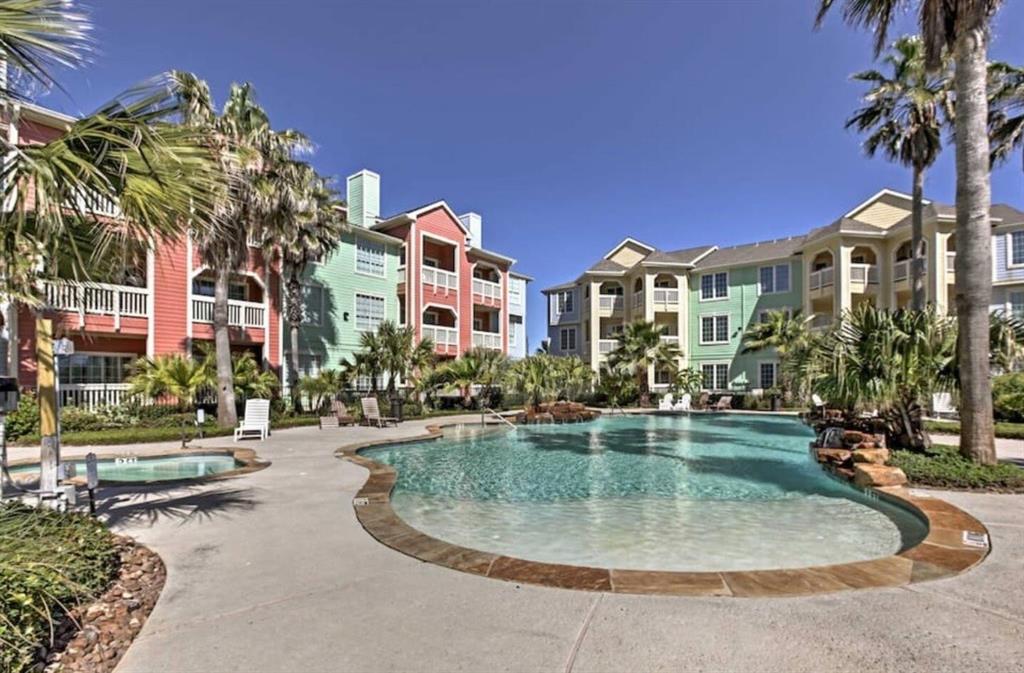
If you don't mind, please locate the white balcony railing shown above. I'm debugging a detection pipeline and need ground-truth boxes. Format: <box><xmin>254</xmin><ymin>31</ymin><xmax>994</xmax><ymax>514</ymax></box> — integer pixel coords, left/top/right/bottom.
<box><xmin>472</xmin><ymin>331</ymin><xmax>502</xmax><ymax>350</ymax></box>
<box><xmin>191</xmin><ymin>297</ymin><xmax>266</xmax><ymax>329</ymax></box>
<box><xmin>472</xmin><ymin>278</ymin><xmax>501</xmax><ymax>303</ymax></box>
<box><xmin>422</xmin><ymin>267</ymin><xmax>458</xmax><ymax>292</ymax></box>
<box><xmin>660</xmin><ymin>335</ymin><xmax>680</xmax><ymax>346</ymax></box>
<box><xmin>45</xmin><ymin>281</ymin><xmax>147</xmax><ymax>330</ymax></box>
<box><xmin>946</xmin><ymin>252</ymin><xmax>956</xmax><ymax>274</ymax></box>
<box><xmin>810</xmin><ymin>314</ymin><xmax>833</xmax><ymax>331</ymax></box>
<box><xmin>423</xmin><ymin>325</ymin><xmax>458</xmax><ymax>349</ymax></box>
<box><xmin>64</xmin><ymin>189</ymin><xmax>120</xmax><ymax>219</ymax></box>
<box><xmin>598</xmin><ymin>295</ymin><xmax>624</xmax><ymax>313</ymax></box>
<box><xmin>808</xmin><ymin>267</ymin><xmax>834</xmax><ymax>291</ymax></box>
<box><xmin>893</xmin><ymin>258</ymin><xmax>927</xmax><ymax>282</ymax></box>
<box><xmin>632</xmin><ymin>291</ymin><xmax>643</xmax><ymax>309</ymax></box>
<box><xmin>598</xmin><ymin>339</ymin><xmax>617</xmax><ymax>355</ymax></box>
<box><xmin>849</xmin><ymin>263</ymin><xmax>880</xmax><ymax>285</ymax></box>
<box><xmin>60</xmin><ymin>383</ymin><xmax>132</xmax><ymax>409</ymax></box>
<box><xmin>652</xmin><ymin>288</ymin><xmax>679</xmax><ymax>305</ymax></box>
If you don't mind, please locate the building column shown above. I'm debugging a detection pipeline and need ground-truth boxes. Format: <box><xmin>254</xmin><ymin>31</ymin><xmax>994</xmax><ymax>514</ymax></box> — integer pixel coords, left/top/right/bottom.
<box><xmin>929</xmin><ymin>230</ymin><xmax>946</xmax><ymax>312</ymax></box>
<box><xmin>677</xmin><ymin>273</ymin><xmax>689</xmax><ymax>369</ymax></box>
<box><xmin>589</xmin><ymin>281</ymin><xmax>601</xmax><ymax>376</ymax></box>
<box><xmin>834</xmin><ymin>243</ymin><xmax>853</xmax><ymax>316</ymax></box>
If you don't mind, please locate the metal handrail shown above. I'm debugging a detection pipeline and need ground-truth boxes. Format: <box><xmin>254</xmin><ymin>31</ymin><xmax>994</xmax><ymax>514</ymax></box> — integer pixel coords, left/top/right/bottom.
<box><xmin>482</xmin><ymin>407</ymin><xmax>517</xmax><ymax>430</ymax></box>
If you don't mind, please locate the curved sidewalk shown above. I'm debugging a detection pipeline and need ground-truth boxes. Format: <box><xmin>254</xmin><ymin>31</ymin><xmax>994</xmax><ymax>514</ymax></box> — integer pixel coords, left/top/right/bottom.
<box><xmin>89</xmin><ymin>419</ymin><xmax>1024</xmax><ymax>673</ymax></box>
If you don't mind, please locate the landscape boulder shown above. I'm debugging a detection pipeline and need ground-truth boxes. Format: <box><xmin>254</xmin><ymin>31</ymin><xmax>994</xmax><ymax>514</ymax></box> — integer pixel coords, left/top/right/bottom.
<box><xmin>852</xmin><ymin>463</ymin><xmax>907</xmax><ymax>488</ymax></box>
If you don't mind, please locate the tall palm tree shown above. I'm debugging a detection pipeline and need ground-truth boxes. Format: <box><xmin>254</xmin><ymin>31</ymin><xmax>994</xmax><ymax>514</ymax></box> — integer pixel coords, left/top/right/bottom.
<box><xmin>441</xmin><ymin>353</ymin><xmax>482</xmax><ymax>408</ymax></box>
<box><xmin>989</xmin><ymin>61</ymin><xmax>1024</xmax><ymax>186</ymax></box>
<box><xmin>554</xmin><ymin>356</ymin><xmax>593</xmax><ymax>401</ymax></box>
<box><xmin>606</xmin><ymin>320</ymin><xmax>681</xmax><ymax>407</ymax></box>
<box><xmin>507</xmin><ymin>355</ymin><xmax>558</xmax><ymax>412</ymax></box>
<box><xmin>265</xmin><ymin>162</ymin><xmax>345</xmax><ymax>411</ymax></box>
<box><xmin>376</xmin><ymin>320</ymin><xmax>435</xmax><ymax>398</ymax></box>
<box><xmin>742</xmin><ymin>309</ymin><xmax>815</xmax><ymax>397</ymax></box>
<box><xmin>816</xmin><ymin>0</ymin><xmax>1006</xmax><ymax>465</ymax></box>
<box><xmin>847</xmin><ymin>35</ymin><xmax>952</xmax><ymax>310</ymax></box>
<box><xmin>347</xmin><ymin>330</ymin><xmax>386</xmax><ymax>394</ymax></box>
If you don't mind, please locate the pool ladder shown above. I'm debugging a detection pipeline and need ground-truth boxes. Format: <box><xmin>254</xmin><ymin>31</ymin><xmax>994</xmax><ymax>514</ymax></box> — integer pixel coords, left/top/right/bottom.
<box><xmin>482</xmin><ymin>407</ymin><xmax>517</xmax><ymax>430</ymax></box>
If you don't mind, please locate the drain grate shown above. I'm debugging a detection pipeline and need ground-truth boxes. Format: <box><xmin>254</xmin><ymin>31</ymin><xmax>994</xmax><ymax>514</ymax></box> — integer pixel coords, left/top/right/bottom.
<box><xmin>962</xmin><ymin>531</ymin><xmax>989</xmax><ymax>548</ymax></box>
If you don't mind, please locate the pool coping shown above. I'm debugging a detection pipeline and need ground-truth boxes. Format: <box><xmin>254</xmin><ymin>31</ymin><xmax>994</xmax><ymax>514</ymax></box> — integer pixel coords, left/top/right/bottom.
<box><xmin>336</xmin><ymin>420</ymin><xmax>992</xmax><ymax>598</ymax></box>
<box><xmin>6</xmin><ymin>447</ymin><xmax>269</xmax><ymax>487</ymax></box>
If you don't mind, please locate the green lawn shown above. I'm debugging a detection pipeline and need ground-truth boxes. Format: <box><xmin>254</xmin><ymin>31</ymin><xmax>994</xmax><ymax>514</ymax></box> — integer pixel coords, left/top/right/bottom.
<box><xmin>924</xmin><ymin>419</ymin><xmax>1024</xmax><ymax>440</ymax></box>
<box><xmin>890</xmin><ymin>444</ymin><xmax>1024</xmax><ymax>492</ymax></box>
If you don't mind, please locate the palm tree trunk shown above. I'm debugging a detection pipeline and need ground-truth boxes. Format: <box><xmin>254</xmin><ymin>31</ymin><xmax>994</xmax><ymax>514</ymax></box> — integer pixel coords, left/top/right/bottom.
<box><xmin>910</xmin><ymin>163</ymin><xmax>926</xmax><ymax>311</ymax></box>
<box><xmin>953</xmin><ymin>27</ymin><xmax>996</xmax><ymax>465</ymax></box>
<box><xmin>285</xmin><ymin>273</ymin><xmax>303</xmax><ymax>414</ymax></box>
<box><xmin>213</xmin><ymin>266</ymin><xmax>238</xmax><ymax>428</ymax></box>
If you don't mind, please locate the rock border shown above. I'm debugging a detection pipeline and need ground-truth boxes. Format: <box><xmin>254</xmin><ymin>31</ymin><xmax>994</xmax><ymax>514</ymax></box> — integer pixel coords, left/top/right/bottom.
<box><xmin>337</xmin><ymin>420</ymin><xmax>992</xmax><ymax>597</ymax></box>
<box><xmin>33</xmin><ymin>536</ymin><xmax>166</xmax><ymax>673</ymax></box>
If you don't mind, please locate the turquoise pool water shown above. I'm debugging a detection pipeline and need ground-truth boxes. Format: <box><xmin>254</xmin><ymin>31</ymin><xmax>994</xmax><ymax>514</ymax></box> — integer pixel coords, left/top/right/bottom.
<box><xmin>363</xmin><ymin>414</ymin><xmax>929</xmax><ymax>572</ymax></box>
<box><xmin>8</xmin><ymin>454</ymin><xmax>239</xmax><ymax>482</ymax></box>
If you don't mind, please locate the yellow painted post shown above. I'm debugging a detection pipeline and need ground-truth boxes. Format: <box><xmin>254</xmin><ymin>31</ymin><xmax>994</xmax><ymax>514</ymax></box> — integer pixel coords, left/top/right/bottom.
<box><xmin>37</xmin><ymin>317</ymin><xmax>60</xmax><ymax>493</ymax></box>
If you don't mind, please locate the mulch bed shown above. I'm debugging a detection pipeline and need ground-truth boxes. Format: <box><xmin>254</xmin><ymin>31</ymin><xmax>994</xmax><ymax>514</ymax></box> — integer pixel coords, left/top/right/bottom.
<box><xmin>32</xmin><ymin>536</ymin><xmax>166</xmax><ymax>673</ymax></box>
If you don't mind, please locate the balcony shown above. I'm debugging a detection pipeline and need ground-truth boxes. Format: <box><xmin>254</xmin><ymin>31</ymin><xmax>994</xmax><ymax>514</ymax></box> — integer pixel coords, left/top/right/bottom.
<box><xmin>946</xmin><ymin>252</ymin><xmax>956</xmax><ymax>275</ymax></box>
<box><xmin>597</xmin><ymin>294</ymin><xmax>624</xmax><ymax>316</ymax></box>
<box><xmin>808</xmin><ymin>267</ymin><xmax>834</xmax><ymax>292</ymax></box>
<box><xmin>472</xmin><ymin>331</ymin><xmax>502</xmax><ymax>350</ymax></box>
<box><xmin>422</xmin><ymin>267</ymin><xmax>458</xmax><ymax>293</ymax></box>
<box><xmin>422</xmin><ymin>325</ymin><xmax>458</xmax><ymax>354</ymax></box>
<box><xmin>60</xmin><ymin>383</ymin><xmax>132</xmax><ymax>409</ymax></box>
<box><xmin>849</xmin><ymin>263</ymin><xmax>880</xmax><ymax>286</ymax></box>
<box><xmin>652</xmin><ymin>288</ymin><xmax>680</xmax><ymax>309</ymax></box>
<box><xmin>191</xmin><ymin>297</ymin><xmax>266</xmax><ymax>329</ymax></box>
<box><xmin>810</xmin><ymin>313</ymin><xmax>833</xmax><ymax>331</ymax></box>
<box><xmin>660</xmin><ymin>335</ymin><xmax>680</xmax><ymax>346</ymax></box>
<box><xmin>893</xmin><ymin>258</ymin><xmax>927</xmax><ymax>283</ymax></box>
<box><xmin>45</xmin><ymin>281</ymin><xmax>148</xmax><ymax>330</ymax></box>
<box><xmin>598</xmin><ymin>339</ymin><xmax>617</xmax><ymax>355</ymax></box>
<box><xmin>632</xmin><ymin>291</ymin><xmax>643</xmax><ymax>310</ymax></box>
<box><xmin>472</xmin><ymin>278</ymin><xmax>502</xmax><ymax>306</ymax></box>
<box><xmin>64</xmin><ymin>189</ymin><xmax>120</xmax><ymax>219</ymax></box>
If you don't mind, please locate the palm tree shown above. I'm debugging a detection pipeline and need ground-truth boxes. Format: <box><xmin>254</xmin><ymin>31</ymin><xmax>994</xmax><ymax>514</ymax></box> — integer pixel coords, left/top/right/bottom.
<box><xmin>232</xmin><ymin>351</ymin><xmax>279</xmax><ymax>400</ymax></box>
<box><xmin>507</xmin><ymin>355</ymin><xmax>558</xmax><ymax>412</ymax></box>
<box><xmin>606</xmin><ymin>320</ymin><xmax>681</xmax><ymax>407</ymax></box>
<box><xmin>376</xmin><ymin>321</ymin><xmax>435</xmax><ymax>398</ymax></box>
<box><xmin>441</xmin><ymin>352</ymin><xmax>483</xmax><ymax>408</ymax></box>
<box><xmin>127</xmin><ymin>354</ymin><xmax>214</xmax><ymax>447</ymax></box>
<box><xmin>265</xmin><ymin>162</ymin><xmax>346</xmax><ymax>411</ymax></box>
<box><xmin>741</xmin><ymin>309</ymin><xmax>814</xmax><ymax>397</ymax></box>
<box><xmin>988</xmin><ymin>310</ymin><xmax>1024</xmax><ymax>374</ymax></box>
<box><xmin>554</xmin><ymin>356</ymin><xmax>593</xmax><ymax>401</ymax></box>
<box><xmin>846</xmin><ymin>35</ymin><xmax>952</xmax><ymax>310</ymax></box>
<box><xmin>471</xmin><ymin>347</ymin><xmax>508</xmax><ymax>408</ymax></box>
<box><xmin>989</xmin><ymin>61</ymin><xmax>1024</xmax><ymax>186</ymax></box>
<box><xmin>816</xmin><ymin>0</ymin><xmax>1006</xmax><ymax>465</ymax></box>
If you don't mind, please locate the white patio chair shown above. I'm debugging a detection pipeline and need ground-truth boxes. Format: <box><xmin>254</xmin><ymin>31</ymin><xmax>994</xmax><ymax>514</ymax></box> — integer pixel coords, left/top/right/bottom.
<box><xmin>811</xmin><ymin>394</ymin><xmax>825</xmax><ymax>409</ymax></box>
<box><xmin>658</xmin><ymin>393</ymin><xmax>675</xmax><ymax>411</ymax></box>
<box><xmin>234</xmin><ymin>399</ymin><xmax>270</xmax><ymax>442</ymax></box>
<box><xmin>361</xmin><ymin>397</ymin><xmax>398</xmax><ymax>428</ymax></box>
<box><xmin>673</xmin><ymin>393</ymin><xmax>691</xmax><ymax>412</ymax></box>
<box><xmin>932</xmin><ymin>392</ymin><xmax>958</xmax><ymax>420</ymax></box>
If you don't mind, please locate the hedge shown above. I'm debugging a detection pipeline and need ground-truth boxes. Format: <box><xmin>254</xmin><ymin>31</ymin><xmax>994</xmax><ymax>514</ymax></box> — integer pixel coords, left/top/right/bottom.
<box><xmin>890</xmin><ymin>445</ymin><xmax>1024</xmax><ymax>492</ymax></box>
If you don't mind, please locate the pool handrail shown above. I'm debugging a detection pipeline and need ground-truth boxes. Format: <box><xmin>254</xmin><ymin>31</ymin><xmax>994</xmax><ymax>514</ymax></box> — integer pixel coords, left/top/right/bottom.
<box><xmin>482</xmin><ymin>407</ymin><xmax>517</xmax><ymax>430</ymax></box>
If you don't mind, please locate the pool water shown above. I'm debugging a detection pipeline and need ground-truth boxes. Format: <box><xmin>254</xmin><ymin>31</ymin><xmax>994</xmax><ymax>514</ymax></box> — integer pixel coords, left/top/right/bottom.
<box><xmin>363</xmin><ymin>414</ymin><xmax>928</xmax><ymax>572</ymax></box>
<box><xmin>9</xmin><ymin>454</ymin><xmax>239</xmax><ymax>482</ymax></box>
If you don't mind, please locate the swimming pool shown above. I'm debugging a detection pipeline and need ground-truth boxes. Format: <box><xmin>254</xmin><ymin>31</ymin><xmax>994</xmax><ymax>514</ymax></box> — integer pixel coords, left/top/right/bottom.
<box><xmin>8</xmin><ymin>453</ymin><xmax>241</xmax><ymax>483</ymax></box>
<box><xmin>362</xmin><ymin>414</ymin><xmax>929</xmax><ymax>572</ymax></box>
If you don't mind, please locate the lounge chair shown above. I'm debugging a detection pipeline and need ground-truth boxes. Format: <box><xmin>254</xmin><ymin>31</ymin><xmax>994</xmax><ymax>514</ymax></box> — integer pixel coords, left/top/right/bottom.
<box><xmin>234</xmin><ymin>399</ymin><xmax>270</xmax><ymax>441</ymax></box>
<box><xmin>320</xmin><ymin>400</ymin><xmax>356</xmax><ymax>429</ymax></box>
<box><xmin>932</xmin><ymin>392</ymin><xmax>958</xmax><ymax>420</ymax></box>
<box><xmin>361</xmin><ymin>397</ymin><xmax>398</xmax><ymax>428</ymax></box>
<box><xmin>673</xmin><ymin>393</ymin><xmax>691</xmax><ymax>412</ymax></box>
<box><xmin>658</xmin><ymin>393</ymin><xmax>675</xmax><ymax>411</ymax></box>
<box><xmin>695</xmin><ymin>392</ymin><xmax>710</xmax><ymax>410</ymax></box>
<box><xmin>713</xmin><ymin>395</ymin><xmax>732</xmax><ymax>411</ymax></box>
<box><xmin>812</xmin><ymin>394</ymin><xmax>825</xmax><ymax>409</ymax></box>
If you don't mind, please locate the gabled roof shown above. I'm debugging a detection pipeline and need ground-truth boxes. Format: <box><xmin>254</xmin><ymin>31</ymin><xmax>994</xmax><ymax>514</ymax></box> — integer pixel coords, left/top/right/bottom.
<box><xmin>467</xmin><ymin>246</ymin><xmax>516</xmax><ymax>265</ymax></box>
<box><xmin>843</xmin><ymin>188</ymin><xmax>924</xmax><ymax>219</ymax></box>
<box><xmin>541</xmin><ymin>280</ymin><xmax>578</xmax><ymax>293</ymax></box>
<box><xmin>991</xmin><ymin>203</ymin><xmax>1024</xmax><ymax>226</ymax></box>
<box><xmin>602</xmin><ymin>237</ymin><xmax>656</xmax><ymax>260</ymax></box>
<box><xmin>374</xmin><ymin>200</ymin><xmax>470</xmax><ymax>234</ymax></box>
<box><xmin>801</xmin><ymin>217</ymin><xmax>887</xmax><ymax>246</ymax></box>
<box><xmin>645</xmin><ymin>245</ymin><xmax>718</xmax><ymax>266</ymax></box>
<box><xmin>694</xmin><ymin>237</ymin><xmax>804</xmax><ymax>270</ymax></box>
<box><xmin>587</xmin><ymin>259</ymin><xmax>629</xmax><ymax>274</ymax></box>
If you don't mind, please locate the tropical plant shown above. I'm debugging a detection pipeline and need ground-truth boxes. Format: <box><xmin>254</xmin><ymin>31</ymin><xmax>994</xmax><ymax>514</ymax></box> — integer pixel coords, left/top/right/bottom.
<box><xmin>605</xmin><ymin>320</ymin><xmax>681</xmax><ymax>407</ymax></box>
<box><xmin>341</xmin><ymin>330</ymin><xmax>387</xmax><ymax>394</ymax></box>
<box><xmin>988</xmin><ymin>61</ymin><xmax>1024</xmax><ymax>181</ymax></box>
<box><xmin>376</xmin><ymin>321</ymin><xmax>436</xmax><ymax>398</ymax></box>
<box><xmin>410</xmin><ymin>364</ymin><xmax>448</xmax><ymax>410</ymax></box>
<box><xmin>989</xmin><ymin>310</ymin><xmax>1024</xmax><ymax>373</ymax></box>
<box><xmin>597</xmin><ymin>366</ymin><xmax>638</xmax><ymax>408</ymax></box>
<box><xmin>126</xmin><ymin>354</ymin><xmax>213</xmax><ymax>411</ymax></box>
<box><xmin>741</xmin><ymin>309</ymin><xmax>815</xmax><ymax>397</ymax></box>
<box><xmin>506</xmin><ymin>355</ymin><xmax>559</xmax><ymax>411</ymax></box>
<box><xmin>297</xmin><ymin>368</ymin><xmax>348</xmax><ymax>413</ymax></box>
<box><xmin>846</xmin><ymin>35</ymin><xmax>952</xmax><ymax>310</ymax></box>
<box><xmin>232</xmin><ymin>351</ymin><xmax>279</xmax><ymax>400</ymax></box>
<box><xmin>554</xmin><ymin>356</ymin><xmax>594</xmax><ymax>401</ymax></box>
<box><xmin>815</xmin><ymin>0</ymin><xmax>1006</xmax><ymax>465</ymax></box>
<box><xmin>441</xmin><ymin>351</ymin><xmax>483</xmax><ymax>408</ymax></box>
<box><xmin>672</xmin><ymin>367</ymin><xmax>705</xmax><ymax>396</ymax></box>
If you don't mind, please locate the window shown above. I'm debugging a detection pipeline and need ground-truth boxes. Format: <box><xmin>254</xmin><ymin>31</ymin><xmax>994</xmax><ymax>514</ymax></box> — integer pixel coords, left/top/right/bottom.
<box><xmin>192</xmin><ymin>278</ymin><xmax>246</xmax><ymax>301</ymax></box>
<box><xmin>759</xmin><ymin>362</ymin><xmax>778</xmax><ymax>389</ymax></box>
<box><xmin>759</xmin><ymin>264</ymin><xmax>790</xmax><ymax>294</ymax></box>
<box><xmin>654</xmin><ymin>368</ymin><xmax>672</xmax><ymax>385</ymax></box>
<box><xmin>701</xmin><ymin>363</ymin><xmax>730</xmax><ymax>390</ymax></box>
<box><xmin>509</xmin><ymin>315</ymin><xmax>522</xmax><ymax>347</ymax></box>
<box><xmin>1011</xmin><ymin>291</ymin><xmax>1024</xmax><ymax>319</ymax></box>
<box><xmin>700</xmin><ymin>272</ymin><xmax>728</xmax><ymax>300</ymax></box>
<box><xmin>700</xmin><ymin>315</ymin><xmax>729</xmax><ymax>344</ymax></box>
<box><xmin>301</xmin><ymin>285</ymin><xmax>324</xmax><ymax>326</ymax></box>
<box><xmin>423</xmin><ymin>257</ymin><xmax>439</xmax><ymax>268</ymax></box>
<box><xmin>355</xmin><ymin>237</ymin><xmax>386</xmax><ymax>277</ymax></box>
<box><xmin>58</xmin><ymin>353</ymin><xmax>134</xmax><ymax>385</ymax></box>
<box><xmin>509</xmin><ymin>281</ymin><xmax>523</xmax><ymax>304</ymax></box>
<box><xmin>1011</xmin><ymin>231</ymin><xmax>1024</xmax><ymax>266</ymax></box>
<box><xmin>355</xmin><ymin>294</ymin><xmax>385</xmax><ymax>332</ymax></box>
<box><xmin>559</xmin><ymin>327</ymin><xmax>577</xmax><ymax>352</ymax></box>
<box><xmin>557</xmin><ymin>290</ymin><xmax>574</xmax><ymax>313</ymax></box>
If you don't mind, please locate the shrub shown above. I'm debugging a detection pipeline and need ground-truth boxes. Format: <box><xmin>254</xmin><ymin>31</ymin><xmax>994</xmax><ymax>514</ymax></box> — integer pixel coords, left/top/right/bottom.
<box><xmin>0</xmin><ymin>503</ymin><xmax>119</xmax><ymax>672</ymax></box>
<box><xmin>4</xmin><ymin>392</ymin><xmax>40</xmax><ymax>441</ymax></box>
<box><xmin>992</xmin><ymin>373</ymin><xmax>1024</xmax><ymax>423</ymax></box>
<box><xmin>890</xmin><ymin>445</ymin><xmax>1024</xmax><ymax>491</ymax></box>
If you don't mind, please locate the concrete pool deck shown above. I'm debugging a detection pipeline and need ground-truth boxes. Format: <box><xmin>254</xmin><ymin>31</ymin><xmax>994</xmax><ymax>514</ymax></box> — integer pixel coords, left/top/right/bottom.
<box><xmin>17</xmin><ymin>418</ymin><xmax>1023</xmax><ymax>672</ymax></box>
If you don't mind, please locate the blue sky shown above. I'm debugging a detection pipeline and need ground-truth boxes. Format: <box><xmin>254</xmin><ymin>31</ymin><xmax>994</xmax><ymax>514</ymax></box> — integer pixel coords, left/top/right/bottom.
<box><xmin>45</xmin><ymin>1</ymin><xmax>1024</xmax><ymax>349</ymax></box>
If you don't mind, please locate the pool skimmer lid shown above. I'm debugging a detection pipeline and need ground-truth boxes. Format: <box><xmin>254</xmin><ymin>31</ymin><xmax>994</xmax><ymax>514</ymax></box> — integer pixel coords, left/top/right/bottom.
<box><xmin>962</xmin><ymin>531</ymin><xmax>989</xmax><ymax>548</ymax></box>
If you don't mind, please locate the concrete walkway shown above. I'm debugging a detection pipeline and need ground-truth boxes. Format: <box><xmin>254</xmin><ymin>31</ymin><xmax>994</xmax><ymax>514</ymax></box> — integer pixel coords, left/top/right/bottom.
<box><xmin>37</xmin><ymin>419</ymin><xmax>1021</xmax><ymax>673</ymax></box>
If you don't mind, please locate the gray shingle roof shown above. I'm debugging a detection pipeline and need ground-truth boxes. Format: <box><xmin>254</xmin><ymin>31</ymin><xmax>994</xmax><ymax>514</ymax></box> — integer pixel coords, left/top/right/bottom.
<box><xmin>586</xmin><ymin>259</ymin><xmax>628</xmax><ymax>273</ymax></box>
<box><xmin>645</xmin><ymin>245</ymin><xmax>717</xmax><ymax>265</ymax></box>
<box><xmin>802</xmin><ymin>217</ymin><xmax>886</xmax><ymax>245</ymax></box>
<box><xmin>694</xmin><ymin>237</ymin><xmax>804</xmax><ymax>269</ymax></box>
<box><xmin>992</xmin><ymin>203</ymin><xmax>1024</xmax><ymax>225</ymax></box>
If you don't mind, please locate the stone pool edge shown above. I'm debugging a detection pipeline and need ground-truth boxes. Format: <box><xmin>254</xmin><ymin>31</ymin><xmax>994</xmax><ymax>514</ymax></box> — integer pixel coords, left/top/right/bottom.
<box><xmin>336</xmin><ymin>422</ymin><xmax>991</xmax><ymax>598</ymax></box>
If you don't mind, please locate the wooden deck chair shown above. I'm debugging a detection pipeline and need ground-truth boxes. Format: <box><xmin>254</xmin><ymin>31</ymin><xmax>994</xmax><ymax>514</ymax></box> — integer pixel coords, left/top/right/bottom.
<box><xmin>714</xmin><ymin>395</ymin><xmax>733</xmax><ymax>411</ymax></box>
<box><xmin>234</xmin><ymin>399</ymin><xmax>271</xmax><ymax>441</ymax></box>
<box><xmin>361</xmin><ymin>397</ymin><xmax>398</xmax><ymax>428</ymax></box>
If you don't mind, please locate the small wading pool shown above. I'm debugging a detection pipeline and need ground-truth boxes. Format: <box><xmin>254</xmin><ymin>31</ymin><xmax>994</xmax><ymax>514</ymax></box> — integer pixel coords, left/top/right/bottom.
<box><xmin>8</xmin><ymin>453</ymin><xmax>241</xmax><ymax>483</ymax></box>
<box><xmin>362</xmin><ymin>414</ymin><xmax>929</xmax><ymax>572</ymax></box>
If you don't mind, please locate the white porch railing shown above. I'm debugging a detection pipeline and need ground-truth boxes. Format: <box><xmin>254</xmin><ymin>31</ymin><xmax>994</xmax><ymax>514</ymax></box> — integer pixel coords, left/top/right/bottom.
<box><xmin>652</xmin><ymin>288</ymin><xmax>679</xmax><ymax>305</ymax></box>
<box><xmin>946</xmin><ymin>252</ymin><xmax>956</xmax><ymax>274</ymax></box>
<box><xmin>60</xmin><ymin>383</ymin><xmax>132</xmax><ymax>408</ymax></box>
<box><xmin>809</xmin><ymin>267</ymin><xmax>834</xmax><ymax>291</ymax></box>
<box><xmin>423</xmin><ymin>325</ymin><xmax>458</xmax><ymax>349</ymax></box>
<box><xmin>598</xmin><ymin>295</ymin><xmax>623</xmax><ymax>312</ymax></box>
<box><xmin>849</xmin><ymin>264</ymin><xmax>880</xmax><ymax>285</ymax></box>
<box><xmin>660</xmin><ymin>335</ymin><xmax>680</xmax><ymax>346</ymax></box>
<box><xmin>598</xmin><ymin>339</ymin><xmax>617</xmax><ymax>355</ymax></box>
<box><xmin>472</xmin><ymin>278</ymin><xmax>501</xmax><ymax>302</ymax></box>
<box><xmin>64</xmin><ymin>189</ymin><xmax>120</xmax><ymax>218</ymax></box>
<box><xmin>472</xmin><ymin>331</ymin><xmax>502</xmax><ymax>350</ymax></box>
<box><xmin>422</xmin><ymin>267</ymin><xmax>458</xmax><ymax>292</ymax></box>
<box><xmin>44</xmin><ymin>281</ymin><xmax>148</xmax><ymax>330</ymax></box>
<box><xmin>191</xmin><ymin>297</ymin><xmax>266</xmax><ymax>329</ymax></box>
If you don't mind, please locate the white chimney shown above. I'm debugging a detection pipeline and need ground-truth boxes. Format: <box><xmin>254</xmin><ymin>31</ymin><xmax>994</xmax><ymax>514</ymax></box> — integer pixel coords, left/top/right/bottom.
<box><xmin>459</xmin><ymin>212</ymin><xmax>482</xmax><ymax>248</ymax></box>
<box><xmin>346</xmin><ymin>169</ymin><xmax>380</xmax><ymax>228</ymax></box>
